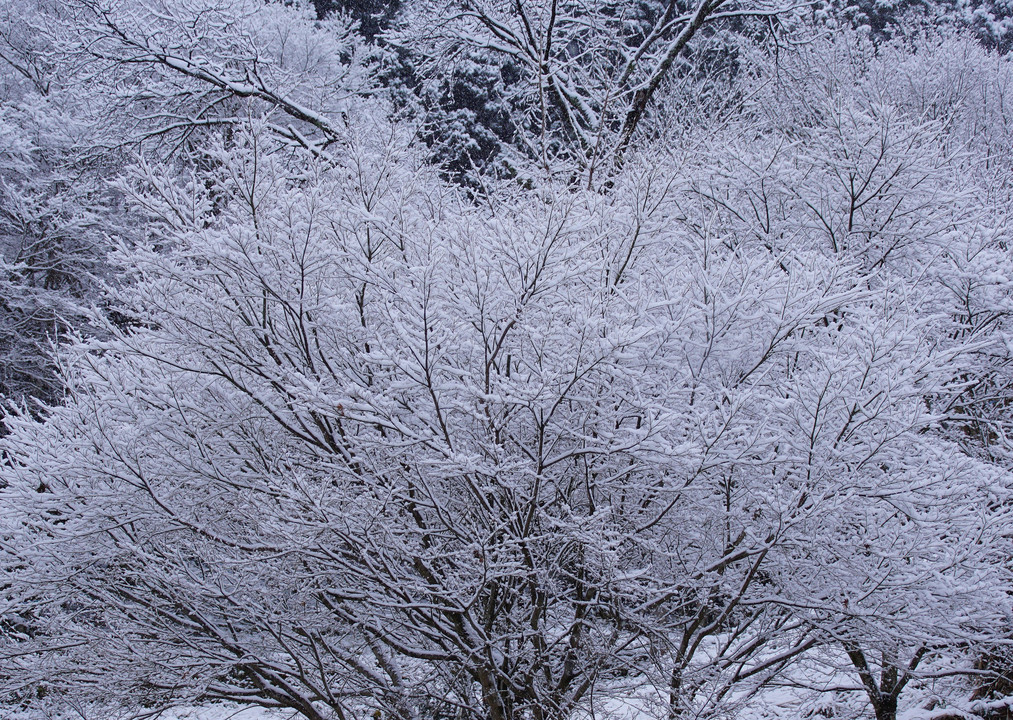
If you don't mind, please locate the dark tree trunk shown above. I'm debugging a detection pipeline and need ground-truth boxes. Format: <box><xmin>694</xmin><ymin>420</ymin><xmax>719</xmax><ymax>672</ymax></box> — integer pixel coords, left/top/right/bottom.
<box><xmin>871</xmin><ymin>693</ymin><xmax>898</xmax><ymax>720</ymax></box>
<box><xmin>844</xmin><ymin>643</ymin><xmax>926</xmax><ymax>720</ymax></box>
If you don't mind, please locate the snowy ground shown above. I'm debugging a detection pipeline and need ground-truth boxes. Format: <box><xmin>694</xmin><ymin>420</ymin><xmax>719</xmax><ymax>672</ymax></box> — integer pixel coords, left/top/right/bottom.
<box><xmin>1</xmin><ymin>704</ymin><xmax>292</xmax><ymax>720</ymax></box>
<box><xmin>0</xmin><ymin>668</ymin><xmax>984</xmax><ymax>720</ymax></box>
<box><xmin>153</xmin><ymin>707</ymin><xmax>290</xmax><ymax>720</ymax></box>
<box><xmin>0</xmin><ymin>695</ymin><xmax>987</xmax><ymax>720</ymax></box>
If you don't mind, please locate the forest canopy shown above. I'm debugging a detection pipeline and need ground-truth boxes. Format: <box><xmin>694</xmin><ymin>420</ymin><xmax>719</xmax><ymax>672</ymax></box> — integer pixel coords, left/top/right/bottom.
<box><xmin>3</xmin><ymin>2</ymin><xmax>1013</xmax><ymax>720</ymax></box>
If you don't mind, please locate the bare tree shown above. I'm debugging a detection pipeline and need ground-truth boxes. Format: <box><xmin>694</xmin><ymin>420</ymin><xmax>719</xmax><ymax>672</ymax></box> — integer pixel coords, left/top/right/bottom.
<box><xmin>392</xmin><ymin>0</ymin><xmax>798</xmax><ymax>185</ymax></box>
<box><xmin>3</xmin><ymin>8</ymin><xmax>1013</xmax><ymax>720</ymax></box>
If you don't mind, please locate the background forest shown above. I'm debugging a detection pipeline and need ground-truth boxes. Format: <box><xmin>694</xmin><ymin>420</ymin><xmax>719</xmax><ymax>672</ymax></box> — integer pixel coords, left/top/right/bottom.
<box><xmin>3</xmin><ymin>1</ymin><xmax>1013</xmax><ymax>719</ymax></box>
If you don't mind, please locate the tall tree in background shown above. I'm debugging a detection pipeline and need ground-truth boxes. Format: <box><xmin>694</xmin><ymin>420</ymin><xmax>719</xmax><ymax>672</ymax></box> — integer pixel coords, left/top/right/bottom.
<box><xmin>390</xmin><ymin>0</ymin><xmax>798</xmax><ymax>187</ymax></box>
<box><xmin>819</xmin><ymin>0</ymin><xmax>1013</xmax><ymax>51</ymax></box>
<box><xmin>0</xmin><ymin>0</ymin><xmax>370</xmax><ymax>411</ymax></box>
<box><xmin>0</xmin><ymin>1</ymin><xmax>124</xmax><ymax>409</ymax></box>
<box><xmin>314</xmin><ymin>0</ymin><xmax>401</xmax><ymax>40</ymax></box>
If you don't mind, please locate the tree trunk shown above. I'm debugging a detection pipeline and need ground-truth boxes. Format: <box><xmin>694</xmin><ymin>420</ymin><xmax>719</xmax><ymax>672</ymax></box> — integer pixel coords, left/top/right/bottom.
<box><xmin>871</xmin><ymin>693</ymin><xmax>898</xmax><ymax>720</ymax></box>
<box><xmin>669</xmin><ymin>665</ymin><xmax>684</xmax><ymax>719</ymax></box>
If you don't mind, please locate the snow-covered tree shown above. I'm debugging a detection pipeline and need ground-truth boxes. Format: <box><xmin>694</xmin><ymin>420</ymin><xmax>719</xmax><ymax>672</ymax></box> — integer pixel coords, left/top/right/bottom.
<box><xmin>388</xmin><ymin>0</ymin><xmax>803</xmax><ymax>186</ymax></box>
<box><xmin>0</xmin><ymin>0</ymin><xmax>372</xmax><ymax>409</ymax></box>
<box><xmin>3</xmin><ymin>7</ymin><xmax>1013</xmax><ymax>720</ymax></box>
<box><xmin>686</xmin><ymin>27</ymin><xmax>1013</xmax><ymax>719</ymax></box>
<box><xmin>818</xmin><ymin>0</ymin><xmax>1013</xmax><ymax>52</ymax></box>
